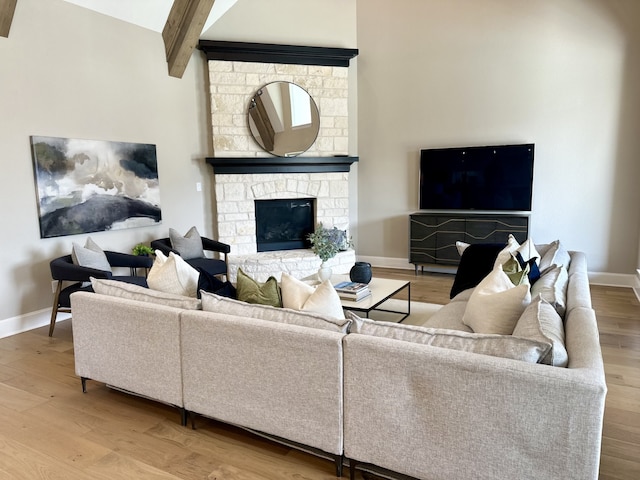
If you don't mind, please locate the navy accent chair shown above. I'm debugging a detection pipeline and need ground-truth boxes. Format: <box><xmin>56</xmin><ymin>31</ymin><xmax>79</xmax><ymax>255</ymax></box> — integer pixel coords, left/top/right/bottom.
<box><xmin>150</xmin><ymin>236</ymin><xmax>230</xmax><ymax>278</ymax></box>
<box><xmin>49</xmin><ymin>252</ymin><xmax>152</xmax><ymax>337</ymax></box>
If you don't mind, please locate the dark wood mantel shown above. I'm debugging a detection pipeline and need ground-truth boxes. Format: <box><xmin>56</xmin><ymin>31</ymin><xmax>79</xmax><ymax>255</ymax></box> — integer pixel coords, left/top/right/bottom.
<box><xmin>198</xmin><ymin>40</ymin><xmax>358</xmax><ymax>67</ymax></box>
<box><xmin>206</xmin><ymin>156</ymin><xmax>358</xmax><ymax>174</ymax></box>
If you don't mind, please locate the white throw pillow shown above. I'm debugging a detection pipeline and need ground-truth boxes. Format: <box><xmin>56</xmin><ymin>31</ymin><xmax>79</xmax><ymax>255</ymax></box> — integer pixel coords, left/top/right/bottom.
<box><xmin>456</xmin><ymin>241</ymin><xmax>470</xmax><ymax>256</ymax></box>
<box><xmin>493</xmin><ymin>234</ymin><xmax>520</xmax><ymax>269</ymax></box>
<box><xmin>300</xmin><ymin>280</ymin><xmax>345</xmax><ymax>319</ymax></box>
<box><xmin>147</xmin><ymin>250</ymin><xmax>199</xmax><ymax>297</ymax></box>
<box><xmin>280</xmin><ymin>272</ymin><xmax>316</xmax><ymax>310</ymax></box>
<box><xmin>280</xmin><ymin>273</ymin><xmax>345</xmax><ymax>319</ymax></box>
<box><xmin>515</xmin><ymin>238</ymin><xmax>540</xmax><ymax>265</ymax></box>
<box><xmin>463</xmin><ymin>264</ymin><xmax>531</xmax><ymax>335</ymax></box>
<box><xmin>72</xmin><ymin>237</ymin><xmax>112</xmax><ymax>272</ymax></box>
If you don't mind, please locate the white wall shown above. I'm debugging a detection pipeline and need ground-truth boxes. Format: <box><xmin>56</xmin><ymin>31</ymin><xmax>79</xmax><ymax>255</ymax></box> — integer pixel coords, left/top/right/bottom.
<box><xmin>0</xmin><ymin>0</ymin><xmax>358</xmax><ymax>334</ymax></box>
<box><xmin>0</xmin><ymin>0</ymin><xmax>211</xmax><ymax>328</ymax></box>
<box><xmin>356</xmin><ymin>0</ymin><xmax>640</xmax><ymax>275</ymax></box>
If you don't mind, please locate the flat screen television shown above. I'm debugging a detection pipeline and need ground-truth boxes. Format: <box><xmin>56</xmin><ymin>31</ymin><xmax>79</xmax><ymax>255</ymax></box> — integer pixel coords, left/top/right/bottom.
<box><xmin>419</xmin><ymin>143</ymin><xmax>534</xmax><ymax>212</ymax></box>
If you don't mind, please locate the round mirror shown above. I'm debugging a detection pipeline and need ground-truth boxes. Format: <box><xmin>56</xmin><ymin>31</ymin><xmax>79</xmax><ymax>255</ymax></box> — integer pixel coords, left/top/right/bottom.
<box><xmin>248</xmin><ymin>81</ymin><xmax>320</xmax><ymax>157</ymax></box>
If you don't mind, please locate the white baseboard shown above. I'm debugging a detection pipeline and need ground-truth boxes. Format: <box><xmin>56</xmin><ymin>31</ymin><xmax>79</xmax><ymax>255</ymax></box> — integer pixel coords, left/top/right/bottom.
<box><xmin>358</xmin><ymin>255</ymin><xmax>640</xmax><ymax>290</ymax></box>
<box><xmin>0</xmin><ymin>309</ymin><xmax>70</xmax><ymax>340</ymax></box>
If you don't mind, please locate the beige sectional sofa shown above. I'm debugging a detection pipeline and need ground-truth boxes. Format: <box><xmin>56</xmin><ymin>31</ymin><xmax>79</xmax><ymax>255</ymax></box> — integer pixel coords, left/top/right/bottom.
<box><xmin>70</xmin><ymin>244</ymin><xmax>606</xmax><ymax>480</ymax></box>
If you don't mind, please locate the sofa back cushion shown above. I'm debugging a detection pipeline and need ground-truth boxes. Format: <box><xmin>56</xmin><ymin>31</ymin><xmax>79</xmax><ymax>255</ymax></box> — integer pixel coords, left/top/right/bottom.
<box><xmin>90</xmin><ymin>277</ymin><xmax>201</xmax><ymax>310</ymax></box>
<box><xmin>347</xmin><ymin>312</ymin><xmax>550</xmax><ymax>363</ymax></box>
<box><xmin>512</xmin><ymin>295</ymin><xmax>568</xmax><ymax>367</ymax></box>
<box><xmin>530</xmin><ymin>264</ymin><xmax>569</xmax><ymax>317</ymax></box>
<box><xmin>201</xmin><ymin>291</ymin><xmax>351</xmax><ymax>333</ymax></box>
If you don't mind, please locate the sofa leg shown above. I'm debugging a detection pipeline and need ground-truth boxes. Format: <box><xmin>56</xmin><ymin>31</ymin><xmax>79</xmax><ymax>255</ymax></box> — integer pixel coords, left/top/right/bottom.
<box><xmin>349</xmin><ymin>459</ymin><xmax>357</xmax><ymax>480</ymax></box>
<box><xmin>180</xmin><ymin>408</ymin><xmax>188</xmax><ymax>427</ymax></box>
<box><xmin>81</xmin><ymin>377</ymin><xmax>87</xmax><ymax>393</ymax></box>
<box><xmin>335</xmin><ymin>455</ymin><xmax>344</xmax><ymax>477</ymax></box>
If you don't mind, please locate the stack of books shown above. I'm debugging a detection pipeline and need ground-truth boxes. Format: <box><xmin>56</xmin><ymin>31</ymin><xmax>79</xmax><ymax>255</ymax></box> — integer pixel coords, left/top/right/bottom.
<box><xmin>334</xmin><ymin>281</ymin><xmax>372</xmax><ymax>302</ymax></box>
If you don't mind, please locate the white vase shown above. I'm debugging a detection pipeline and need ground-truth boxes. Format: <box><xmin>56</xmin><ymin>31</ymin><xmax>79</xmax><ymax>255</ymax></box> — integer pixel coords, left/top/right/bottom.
<box><xmin>318</xmin><ymin>262</ymin><xmax>333</xmax><ymax>282</ymax></box>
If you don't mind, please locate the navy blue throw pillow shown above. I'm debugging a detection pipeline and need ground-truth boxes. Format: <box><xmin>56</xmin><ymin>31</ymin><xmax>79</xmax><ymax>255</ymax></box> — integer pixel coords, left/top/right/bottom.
<box><xmin>197</xmin><ymin>268</ymin><xmax>237</xmax><ymax>299</ymax></box>
<box><xmin>449</xmin><ymin>243</ymin><xmax>505</xmax><ymax>299</ymax></box>
<box><xmin>515</xmin><ymin>252</ymin><xmax>541</xmax><ymax>285</ymax></box>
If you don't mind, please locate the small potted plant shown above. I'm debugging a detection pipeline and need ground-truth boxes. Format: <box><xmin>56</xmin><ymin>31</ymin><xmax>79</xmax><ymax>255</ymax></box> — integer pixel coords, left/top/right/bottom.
<box><xmin>307</xmin><ymin>223</ymin><xmax>351</xmax><ymax>281</ymax></box>
<box><xmin>132</xmin><ymin>243</ymin><xmax>154</xmax><ymax>256</ymax></box>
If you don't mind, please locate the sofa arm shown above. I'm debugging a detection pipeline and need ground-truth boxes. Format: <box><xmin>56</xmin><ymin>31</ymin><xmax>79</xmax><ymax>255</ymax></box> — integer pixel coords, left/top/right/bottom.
<box><xmin>343</xmin><ymin>334</ymin><xmax>606</xmax><ymax>480</ymax></box>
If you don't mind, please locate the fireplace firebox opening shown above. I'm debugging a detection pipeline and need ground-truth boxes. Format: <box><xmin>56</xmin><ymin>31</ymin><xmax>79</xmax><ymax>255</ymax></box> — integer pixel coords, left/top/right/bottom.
<box><xmin>255</xmin><ymin>198</ymin><xmax>316</xmax><ymax>252</ymax></box>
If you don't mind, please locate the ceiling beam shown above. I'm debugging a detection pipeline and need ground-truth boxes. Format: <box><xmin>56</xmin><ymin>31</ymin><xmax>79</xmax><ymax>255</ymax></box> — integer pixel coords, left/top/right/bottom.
<box><xmin>0</xmin><ymin>0</ymin><xmax>17</xmax><ymax>38</ymax></box>
<box><xmin>163</xmin><ymin>0</ymin><xmax>215</xmax><ymax>78</ymax></box>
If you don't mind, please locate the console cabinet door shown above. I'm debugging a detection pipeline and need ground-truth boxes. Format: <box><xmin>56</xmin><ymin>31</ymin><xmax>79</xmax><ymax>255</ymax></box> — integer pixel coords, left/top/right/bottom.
<box><xmin>409</xmin><ymin>215</ymin><xmax>438</xmax><ymax>265</ymax></box>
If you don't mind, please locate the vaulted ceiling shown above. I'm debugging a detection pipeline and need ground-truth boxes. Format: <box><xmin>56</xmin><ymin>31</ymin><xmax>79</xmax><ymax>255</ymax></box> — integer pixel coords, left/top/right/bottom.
<box><xmin>60</xmin><ymin>0</ymin><xmax>236</xmax><ymax>35</ymax></box>
<box><xmin>1</xmin><ymin>0</ymin><xmax>238</xmax><ymax>77</ymax></box>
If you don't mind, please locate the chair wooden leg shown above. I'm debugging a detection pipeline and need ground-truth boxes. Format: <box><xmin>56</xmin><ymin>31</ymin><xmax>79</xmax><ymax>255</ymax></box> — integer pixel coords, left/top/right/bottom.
<box><xmin>49</xmin><ymin>280</ymin><xmax>63</xmax><ymax>337</ymax></box>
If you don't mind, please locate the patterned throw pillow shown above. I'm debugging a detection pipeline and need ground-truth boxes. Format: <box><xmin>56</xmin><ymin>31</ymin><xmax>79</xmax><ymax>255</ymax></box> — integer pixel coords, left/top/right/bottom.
<box><xmin>71</xmin><ymin>237</ymin><xmax>112</xmax><ymax>272</ymax></box>
<box><xmin>169</xmin><ymin>226</ymin><xmax>204</xmax><ymax>260</ymax></box>
<box><xmin>236</xmin><ymin>268</ymin><xmax>282</xmax><ymax>307</ymax></box>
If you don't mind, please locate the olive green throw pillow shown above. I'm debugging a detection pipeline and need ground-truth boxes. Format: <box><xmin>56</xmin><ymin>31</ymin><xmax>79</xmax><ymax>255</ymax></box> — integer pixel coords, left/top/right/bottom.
<box><xmin>236</xmin><ymin>268</ymin><xmax>282</xmax><ymax>307</ymax></box>
<box><xmin>502</xmin><ymin>255</ymin><xmax>530</xmax><ymax>286</ymax></box>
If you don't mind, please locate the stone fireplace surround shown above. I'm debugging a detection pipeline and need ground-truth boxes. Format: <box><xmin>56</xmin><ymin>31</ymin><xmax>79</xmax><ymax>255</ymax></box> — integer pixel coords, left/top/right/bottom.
<box><xmin>200</xmin><ymin>41</ymin><xmax>358</xmax><ymax>282</ymax></box>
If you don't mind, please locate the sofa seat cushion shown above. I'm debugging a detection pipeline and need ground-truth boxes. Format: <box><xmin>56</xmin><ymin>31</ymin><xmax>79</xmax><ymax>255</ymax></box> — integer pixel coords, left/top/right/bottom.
<box><xmin>90</xmin><ymin>277</ymin><xmax>201</xmax><ymax>310</ymax></box>
<box><xmin>346</xmin><ymin>312</ymin><xmax>550</xmax><ymax>363</ymax></box>
<box><xmin>513</xmin><ymin>295</ymin><xmax>568</xmax><ymax>367</ymax></box>
<box><xmin>201</xmin><ymin>291</ymin><xmax>351</xmax><ymax>333</ymax></box>
<box><xmin>420</xmin><ymin>300</ymin><xmax>472</xmax><ymax>332</ymax></box>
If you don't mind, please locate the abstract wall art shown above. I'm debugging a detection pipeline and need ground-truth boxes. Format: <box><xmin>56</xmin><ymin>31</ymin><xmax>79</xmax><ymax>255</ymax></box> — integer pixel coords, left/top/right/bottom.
<box><xmin>30</xmin><ymin>136</ymin><xmax>162</xmax><ymax>238</ymax></box>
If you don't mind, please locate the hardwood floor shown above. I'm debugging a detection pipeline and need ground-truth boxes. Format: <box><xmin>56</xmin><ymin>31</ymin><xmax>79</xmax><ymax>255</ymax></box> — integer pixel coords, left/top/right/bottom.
<box><xmin>0</xmin><ymin>268</ymin><xmax>638</xmax><ymax>479</ymax></box>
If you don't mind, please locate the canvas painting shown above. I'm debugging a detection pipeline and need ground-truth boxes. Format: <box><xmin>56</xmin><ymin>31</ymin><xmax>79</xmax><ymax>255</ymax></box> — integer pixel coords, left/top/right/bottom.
<box><xmin>30</xmin><ymin>136</ymin><xmax>162</xmax><ymax>238</ymax></box>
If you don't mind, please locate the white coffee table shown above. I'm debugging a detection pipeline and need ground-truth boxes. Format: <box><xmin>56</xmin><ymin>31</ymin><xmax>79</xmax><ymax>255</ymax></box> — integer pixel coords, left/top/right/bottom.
<box><xmin>332</xmin><ymin>275</ymin><xmax>411</xmax><ymax>322</ymax></box>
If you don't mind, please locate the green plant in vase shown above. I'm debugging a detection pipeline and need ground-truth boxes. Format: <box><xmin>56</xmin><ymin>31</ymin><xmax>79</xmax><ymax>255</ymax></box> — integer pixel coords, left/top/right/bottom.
<box><xmin>132</xmin><ymin>243</ymin><xmax>154</xmax><ymax>256</ymax></box>
<box><xmin>307</xmin><ymin>223</ymin><xmax>351</xmax><ymax>281</ymax></box>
